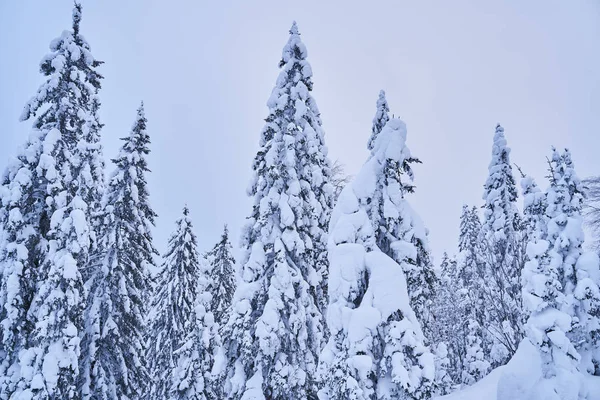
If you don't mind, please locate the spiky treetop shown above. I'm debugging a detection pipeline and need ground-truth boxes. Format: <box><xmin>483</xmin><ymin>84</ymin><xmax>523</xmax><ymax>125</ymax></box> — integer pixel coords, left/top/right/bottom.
<box><xmin>367</xmin><ymin>89</ymin><xmax>390</xmax><ymax>151</ymax></box>
<box><xmin>206</xmin><ymin>225</ymin><xmax>236</xmax><ymax>326</ymax></box>
<box><xmin>481</xmin><ymin>124</ymin><xmax>519</xmax><ymax>244</ymax></box>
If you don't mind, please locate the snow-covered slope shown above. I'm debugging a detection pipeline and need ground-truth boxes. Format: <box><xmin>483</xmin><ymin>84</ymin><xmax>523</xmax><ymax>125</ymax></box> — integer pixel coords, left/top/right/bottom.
<box><xmin>436</xmin><ymin>340</ymin><xmax>600</xmax><ymax>400</ymax></box>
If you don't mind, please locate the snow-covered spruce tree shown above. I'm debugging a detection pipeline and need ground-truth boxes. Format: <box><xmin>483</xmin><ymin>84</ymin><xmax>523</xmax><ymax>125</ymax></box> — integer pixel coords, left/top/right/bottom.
<box><xmin>156</xmin><ymin>207</ymin><xmax>222</xmax><ymax>400</ymax></box>
<box><xmin>364</xmin><ymin>111</ymin><xmax>436</xmax><ymax>340</ymax></box>
<box><xmin>147</xmin><ymin>206</ymin><xmax>202</xmax><ymax>399</ymax></box>
<box><xmin>367</xmin><ymin>90</ymin><xmax>390</xmax><ymax>151</ymax></box>
<box><xmin>433</xmin><ymin>342</ymin><xmax>453</xmax><ymax>396</ymax></box>
<box><xmin>318</xmin><ymin>118</ymin><xmax>434</xmax><ymax>400</ymax></box>
<box><xmin>445</xmin><ymin>204</ymin><xmax>490</xmax><ymax>386</ymax></box>
<box><xmin>286</xmin><ymin>23</ymin><xmax>335</xmax><ymax>319</ymax></box>
<box><xmin>583</xmin><ymin>175</ymin><xmax>600</xmax><ymax>251</ymax></box>
<box><xmin>431</xmin><ymin>253</ymin><xmax>463</xmax><ymax>388</ymax></box>
<box><xmin>478</xmin><ymin>124</ymin><xmax>523</xmax><ymax>365</ymax></box>
<box><xmin>552</xmin><ymin>150</ymin><xmax>600</xmax><ymax>376</ymax></box>
<box><xmin>171</xmin><ymin>288</ymin><xmax>223</xmax><ymax>400</ymax></box>
<box><xmin>456</xmin><ymin>205</ymin><xmax>484</xmax><ymax>288</ymax></box>
<box><xmin>0</xmin><ymin>4</ymin><xmax>106</xmax><ymax>398</ymax></box>
<box><xmin>461</xmin><ymin>320</ymin><xmax>489</xmax><ymax>386</ymax></box>
<box><xmin>520</xmin><ymin>148</ymin><xmax>600</xmax><ymax>397</ymax></box>
<box><xmin>205</xmin><ymin>225</ymin><xmax>236</xmax><ymax>327</ymax></box>
<box><xmin>220</xmin><ymin>22</ymin><xmax>333</xmax><ymax>400</ymax></box>
<box><xmin>80</xmin><ymin>104</ymin><xmax>158</xmax><ymax>399</ymax></box>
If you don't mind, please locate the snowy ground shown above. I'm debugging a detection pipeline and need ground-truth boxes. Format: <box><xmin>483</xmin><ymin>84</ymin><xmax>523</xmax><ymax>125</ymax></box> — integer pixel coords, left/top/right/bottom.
<box><xmin>435</xmin><ymin>340</ymin><xmax>600</xmax><ymax>400</ymax></box>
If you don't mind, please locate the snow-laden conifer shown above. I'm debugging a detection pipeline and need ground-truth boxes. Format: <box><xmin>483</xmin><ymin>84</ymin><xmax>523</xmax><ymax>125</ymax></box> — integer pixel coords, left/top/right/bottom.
<box><xmin>80</xmin><ymin>104</ymin><xmax>157</xmax><ymax>399</ymax></box>
<box><xmin>205</xmin><ymin>225</ymin><xmax>236</xmax><ymax>327</ymax></box>
<box><xmin>479</xmin><ymin>124</ymin><xmax>523</xmax><ymax>365</ymax></box>
<box><xmin>433</xmin><ymin>342</ymin><xmax>453</xmax><ymax>396</ymax></box>
<box><xmin>151</xmin><ymin>207</ymin><xmax>222</xmax><ymax>400</ymax></box>
<box><xmin>461</xmin><ymin>320</ymin><xmax>489</xmax><ymax>385</ymax></box>
<box><xmin>0</xmin><ymin>4</ymin><xmax>105</xmax><ymax>398</ymax></box>
<box><xmin>456</xmin><ymin>205</ymin><xmax>483</xmax><ymax>287</ymax></box>
<box><xmin>318</xmin><ymin>118</ymin><xmax>434</xmax><ymax>400</ymax></box>
<box><xmin>521</xmin><ymin>148</ymin><xmax>600</xmax><ymax>397</ymax></box>
<box><xmin>221</xmin><ymin>22</ymin><xmax>333</xmax><ymax>400</ymax></box>
<box><xmin>431</xmin><ymin>253</ymin><xmax>463</xmax><ymax>386</ymax></box>
<box><xmin>365</xmin><ymin>110</ymin><xmax>436</xmax><ymax>339</ymax></box>
<box><xmin>147</xmin><ymin>206</ymin><xmax>202</xmax><ymax>399</ymax></box>
<box><xmin>451</xmin><ymin>205</ymin><xmax>489</xmax><ymax>384</ymax></box>
<box><xmin>367</xmin><ymin>90</ymin><xmax>390</xmax><ymax>151</ymax></box>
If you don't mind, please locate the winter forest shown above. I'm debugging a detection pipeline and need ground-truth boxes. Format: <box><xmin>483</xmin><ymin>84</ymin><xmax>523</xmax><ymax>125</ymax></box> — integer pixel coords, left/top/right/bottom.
<box><xmin>0</xmin><ymin>2</ymin><xmax>599</xmax><ymax>400</ymax></box>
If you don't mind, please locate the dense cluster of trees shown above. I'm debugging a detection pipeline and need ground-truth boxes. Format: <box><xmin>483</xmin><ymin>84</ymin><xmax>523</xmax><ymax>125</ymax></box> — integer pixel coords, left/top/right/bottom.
<box><xmin>0</xmin><ymin>4</ymin><xmax>598</xmax><ymax>400</ymax></box>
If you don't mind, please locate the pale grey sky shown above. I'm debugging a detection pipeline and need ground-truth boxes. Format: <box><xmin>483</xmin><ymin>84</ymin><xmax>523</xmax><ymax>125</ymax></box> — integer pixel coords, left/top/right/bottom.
<box><xmin>1</xmin><ymin>0</ymin><xmax>598</xmax><ymax>260</ymax></box>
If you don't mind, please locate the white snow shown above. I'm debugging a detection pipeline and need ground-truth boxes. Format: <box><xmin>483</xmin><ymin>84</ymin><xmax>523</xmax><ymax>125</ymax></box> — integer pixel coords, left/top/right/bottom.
<box><xmin>436</xmin><ymin>340</ymin><xmax>600</xmax><ymax>400</ymax></box>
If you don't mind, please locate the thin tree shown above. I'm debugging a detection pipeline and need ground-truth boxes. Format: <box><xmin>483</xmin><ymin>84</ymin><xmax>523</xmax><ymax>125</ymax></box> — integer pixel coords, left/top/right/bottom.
<box><xmin>479</xmin><ymin>124</ymin><xmax>523</xmax><ymax>365</ymax></box>
<box><xmin>80</xmin><ymin>104</ymin><xmax>158</xmax><ymax>399</ymax></box>
<box><xmin>205</xmin><ymin>225</ymin><xmax>236</xmax><ymax>327</ymax></box>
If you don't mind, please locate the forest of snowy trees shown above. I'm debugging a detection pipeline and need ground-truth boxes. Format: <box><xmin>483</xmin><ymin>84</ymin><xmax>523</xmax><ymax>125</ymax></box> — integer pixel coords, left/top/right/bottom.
<box><xmin>0</xmin><ymin>4</ymin><xmax>599</xmax><ymax>400</ymax></box>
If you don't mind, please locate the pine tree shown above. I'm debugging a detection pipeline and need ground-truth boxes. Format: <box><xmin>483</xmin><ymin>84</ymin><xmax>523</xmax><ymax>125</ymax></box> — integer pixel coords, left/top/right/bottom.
<box><xmin>456</xmin><ymin>205</ymin><xmax>483</xmax><ymax>287</ymax></box>
<box><xmin>461</xmin><ymin>320</ymin><xmax>489</xmax><ymax>385</ymax></box>
<box><xmin>151</xmin><ymin>207</ymin><xmax>222</xmax><ymax>400</ymax></box>
<box><xmin>319</xmin><ymin>118</ymin><xmax>434</xmax><ymax>400</ymax></box>
<box><xmin>454</xmin><ymin>205</ymin><xmax>489</xmax><ymax>382</ymax></box>
<box><xmin>550</xmin><ymin>150</ymin><xmax>600</xmax><ymax>375</ymax></box>
<box><xmin>171</xmin><ymin>293</ymin><xmax>222</xmax><ymax>400</ymax></box>
<box><xmin>221</xmin><ymin>22</ymin><xmax>332</xmax><ymax>400</ymax></box>
<box><xmin>0</xmin><ymin>4</ymin><xmax>105</xmax><ymax>398</ymax></box>
<box><xmin>431</xmin><ymin>253</ymin><xmax>463</xmax><ymax>386</ymax></box>
<box><xmin>367</xmin><ymin>90</ymin><xmax>390</xmax><ymax>151</ymax></box>
<box><xmin>433</xmin><ymin>342</ymin><xmax>453</xmax><ymax>396</ymax></box>
<box><xmin>205</xmin><ymin>225</ymin><xmax>236</xmax><ymax>327</ymax></box>
<box><xmin>147</xmin><ymin>206</ymin><xmax>210</xmax><ymax>399</ymax></box>
<box><xmin>365</xmin><ymin>112</ymin><xmax>437</xmax><ymax>340</ymax></box>
<box><xmin>521</xmin><ymin>148</ymin><xmax>600</xmax><ymax>395</ymax></box>
<box><xmin>479</xmin><ymin>124</ymin><xmax>523</xmax><ymax>365</ymax></box>
<box><xmin>80</xmin><ymin>104</ymin><xmax>157</xmax><ymax>399</ymax></box>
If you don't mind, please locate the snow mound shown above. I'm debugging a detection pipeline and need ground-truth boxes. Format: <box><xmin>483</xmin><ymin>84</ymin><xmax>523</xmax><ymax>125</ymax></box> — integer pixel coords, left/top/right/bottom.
<box><xmin>436</xmin><ymin>340</ymin><xmax>600</xmax><ymax>400</ymax></box>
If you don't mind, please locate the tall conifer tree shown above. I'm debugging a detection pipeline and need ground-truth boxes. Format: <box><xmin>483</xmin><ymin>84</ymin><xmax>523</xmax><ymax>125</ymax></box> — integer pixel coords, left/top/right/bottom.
<box><xmin>319</xmin><ymin>118</ymin><xmax>434</xmax><ymax>400</ymax></box>
<box><xmin>522</xmin><ymin>148</ymin><xmax>600</xmax><ymax>395</ymax></box>
<box><xmin>148</xmin><ymin>206</ymin><xmax>220</xmax><ymax>400</ymax></box>
<box><xmin>0</xmin><ymin>4</ymin><xmax>105</xmax><ymax>398</ymax></box>
<box><xmin>479</xmin><ymin>124</ymin><xmax>523</xmax><ymax>365</ymax></box>
<box><xmin>205</xmin><ymin>225</ymin><xmax>237</xmax><ymax>327</ymax></box>
<box><xmin>80</xmin><ymin>104</ymin><xmax>157</xmax><ymax>399</ymax></box>
<box><xmin>365</xmin><ymin>109</ymin><xmax>436</xmax><ymax>339</ymax></box>
<box><xmin>221</xmin><ymin>22</ymin><xmax>333</xmax><ymax>400</ymax></box>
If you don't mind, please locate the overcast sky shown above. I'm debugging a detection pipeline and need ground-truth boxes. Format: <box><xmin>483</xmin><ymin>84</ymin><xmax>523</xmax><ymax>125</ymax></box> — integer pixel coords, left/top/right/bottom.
<box><xmin>1</xmin><ymin>0</ymin><xmax>598</xmax><ymax>261</ymax></box>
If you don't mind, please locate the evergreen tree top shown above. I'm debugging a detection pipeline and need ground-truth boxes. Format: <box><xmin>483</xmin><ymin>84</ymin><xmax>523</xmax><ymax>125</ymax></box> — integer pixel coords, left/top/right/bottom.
<box><xmin>105</xmin><ymin>103</ymin><xmax>157</xmax><ymax>248</ymax></box>
<box><xmin>277</xmin><ymin>21</ymin><xmax>311</xmax><ymax>86</ymax></box>
<box><xmin>113</xmin><ymin>103</ymin><xmax>151</xmax><ymax>179</ymax></box>
<box><xmin>72</xmin><ymin>1</ymin><xmax>82</xmax><ymax>35</ymax></box>
<box><xmin>547</xmin><ymin>147</ymin><xmax>584</xmax><ymax>217</ymax></box>
<box><xmin>166</xmin><ymin>206</ymin><xmax>197</xmax><ymax>252</ymax></box>
<box><xmin>289</xmin><ymin>20</ymin><xmax>299</xmax><ymax>36</ymax></box>
<box><xmin>482</xmin><ymin>123</ymin><xmax>519</xmax><ymax>241</ymax></box>
<box><xmin>368</xmin><ymin>89</ymin><xmax>390</xmax><ymax>151</ymax></box>
<box><xmin>20</xmin><ymin>1</ymin><xmax>102</xmax><ymax>128</ymax></box>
